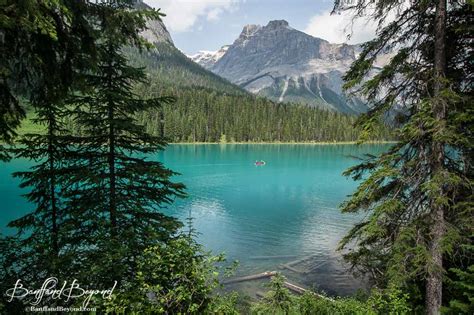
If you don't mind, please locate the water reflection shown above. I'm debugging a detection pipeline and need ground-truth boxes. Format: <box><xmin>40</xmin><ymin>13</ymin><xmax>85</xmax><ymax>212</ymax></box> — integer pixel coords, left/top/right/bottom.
<box><xmin>1</xmin><ymin>144</ymin><xmax>389</xmax><ymax>296</ymax></box>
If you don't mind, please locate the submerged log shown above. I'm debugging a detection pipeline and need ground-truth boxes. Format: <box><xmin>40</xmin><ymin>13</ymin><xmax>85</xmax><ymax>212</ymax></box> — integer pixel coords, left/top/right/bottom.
<box><xmin>222</xmin><ymin>271</ymin><xmax>278</xmax><ymax>284</ymax></box>
<box><xmin>285</xmin><ymin>255</ymin><xmax>316</xmax><ymax>267</ymax></box>
<box><xmin>281</xmin><ymin>263</ymin><xmax>305</xmax><ymax>274</ymax></box>
<box><xmin>304</xmin><ymin>260</ymin><xmax>329</xmax><ymax>274</ymax></box>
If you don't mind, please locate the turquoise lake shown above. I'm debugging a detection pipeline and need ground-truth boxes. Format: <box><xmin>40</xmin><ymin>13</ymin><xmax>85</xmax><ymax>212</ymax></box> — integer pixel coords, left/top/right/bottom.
<box><xmin>0</xmin><ymin>144</ymin><xmax>389</xmax><ymax>296</ymax></box>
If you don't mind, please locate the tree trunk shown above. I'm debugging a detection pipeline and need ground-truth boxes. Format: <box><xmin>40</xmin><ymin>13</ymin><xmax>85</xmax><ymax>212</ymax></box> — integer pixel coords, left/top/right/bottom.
<box><xmin>160</xmin><ymin>109</ymin><xmax>165</xmax><ymax>138</ymax></box>
<box><xmin>48</xmin><ymin>119</ymin><xmax>59</xmax><ymax>258</ymax></box>
<box><xmin>108</xmin><ymin>102</ymin><xmax>117</xmax><ymax>236</ymax></box>
<box><xmin>426</xmin><ymin>0</ymin><xmax>447</xmax><ymax>314</ymax></box>
<box><xmin>107</xmin><ymin>51</ymin><xmax>117</xmax><ymax>237</ymax></box>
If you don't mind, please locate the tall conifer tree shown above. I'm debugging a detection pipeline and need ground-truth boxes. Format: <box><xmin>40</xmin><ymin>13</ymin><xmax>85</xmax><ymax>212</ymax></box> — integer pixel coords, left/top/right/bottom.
<box><xmin>0</xmin><ymin>0</ymin><xmax>97</xmax><ymax>161</ymax></box>
<box><xmin>0</xmin><ymin>1</ymin><xmax>182</xmax><ymax>311</ymax></box>
<box><xmin>65</xmin><ymin>0</ymin><xmax>185</xmax><ymax>288</ymax></box>
<box><xmin>334</xmin><ymin>0</ymin><xmax>473</xmax><ymax>313</ymax></box>
<box><xmin>0</xmin><ymin>2</ymin><xmax>99</xmax><ymax>311</ymax></box>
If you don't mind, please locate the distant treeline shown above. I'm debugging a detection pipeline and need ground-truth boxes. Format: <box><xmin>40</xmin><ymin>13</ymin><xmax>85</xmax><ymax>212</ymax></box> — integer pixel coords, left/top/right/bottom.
<box><xmin>135</xmin><ymin>84</ymin><xmax>391</xmax><ymax>143</ymax></box>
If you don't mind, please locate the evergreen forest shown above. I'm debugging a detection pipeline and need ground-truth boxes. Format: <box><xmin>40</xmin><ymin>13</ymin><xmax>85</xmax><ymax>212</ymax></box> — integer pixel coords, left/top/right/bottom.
<box><xmin>0</xmin><ymin>0</ymin><xmax>471</xmax><ymax>314</ymax></box>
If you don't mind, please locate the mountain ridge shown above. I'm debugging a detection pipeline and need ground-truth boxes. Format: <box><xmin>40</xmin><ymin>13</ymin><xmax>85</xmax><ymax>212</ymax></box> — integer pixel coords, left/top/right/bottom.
<box><xmin>190</xmin><ymin>19</ymin><xmax>369</xmax><ymax>114</ymax></box>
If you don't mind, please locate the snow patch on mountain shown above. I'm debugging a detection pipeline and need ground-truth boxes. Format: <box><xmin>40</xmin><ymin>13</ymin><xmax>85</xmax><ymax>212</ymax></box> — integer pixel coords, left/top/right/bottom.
<box><xmin>187</xmin><ymin>46</ymin><xmax>229</xmax><ymax>69</ymax></box>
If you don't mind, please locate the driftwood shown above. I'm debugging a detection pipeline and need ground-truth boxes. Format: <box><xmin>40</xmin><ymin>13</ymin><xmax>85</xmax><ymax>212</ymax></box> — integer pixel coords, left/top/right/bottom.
<box><xmin>222</xmin><ymin>271</ymin><xmax>278</xmax><ymax>284</ymax></box>
<box><xmin>282</xmin><ymin>281</ymin><xmax>335</xmax><ymax>301</ymax></box>
<box><xmin>250</xmin><ymin>255</ymin><xmax>298</xmax><ymax>260</ymax></box>
<box><xmin>284</xmin><ymin>281</ymin><xmax>308</xmax><ymax>294</ymax></box>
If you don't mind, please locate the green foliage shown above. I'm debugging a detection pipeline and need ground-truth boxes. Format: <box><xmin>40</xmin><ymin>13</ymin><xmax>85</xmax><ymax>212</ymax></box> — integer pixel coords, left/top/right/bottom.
<box><xmin>219</xmin><ymin>133</ymin><xmax>228</xmax><ymax>144</ymax></box>
<box><xmin>297</xmin><ymin>292</ymin><xmax>373</xmax><ymax>315</ymax></box>
<box><xmin>0</xmin><ymin>2</ymin><xmax>187</xmax><ymax>313</ymax></box>
<box><xmin>0</xmin><ymin>1</ymin><xmax>107</xmax><ymax>308</ymax></box>
<box><xmin>209</xmin><ymin>293</ymin><xmax>242</xmax><ymax>315</ymax></box>
<box><xmin>62</xmin><ymin>0</ymin><xmax>185</xmax><ymax>290</ymax></box>
<box><xmin>136</xmin><ymin>85</ymin><xmax>390</xmax><ymax>143</ymax></box>
<box><xmin>444</xmin><ymin>265</ymin><xmax>474</xmax><ymax>314</ymax></box>
<box><xmin>367</xmin><ymin>285</ymin><xmax>412</xmax><ymax>315</ymax></box>
<box><xmin>250</xmin><ymin>276</ymin><xmax>411</xmax><ymax>315</ymax></box>
<box><xmin>129</xmin><ymin>43</ymin><xmax>392</xmax><ymax>143</ymax></box>
<box><xmin>335</xmin><ymin>0</ymin><xmax>473</xmax><ymax>312</ymax></box>
<box><xmin>252</xmin><ymin>274</ymin><xmax>294</xmax><ymax>314</ymax></box>
<box><xmin>0</xmin><ymin>0</ymin><xmax>99</xmax><ymax>161</ymax></box>
<box><xmin>443</xmin><ymin>239</ymin><xmax>474</xmax><ymax>314</ymax></box>
<box><xmin>97</xmin><ymin>236</ymin><xmax>239</xmax><ymax>314</ymax></box>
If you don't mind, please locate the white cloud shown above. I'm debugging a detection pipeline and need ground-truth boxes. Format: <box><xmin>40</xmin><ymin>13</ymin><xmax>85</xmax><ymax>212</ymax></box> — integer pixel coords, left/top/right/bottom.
<box><xmin>207</xmin><ymin>8</ymin><xmax>223</xmax><ymax>21</ymax></box>
<box><xmin>303</xmin><ymin>10</ymin><xmax>378</xmax><ymax>44</ymax></box>
<box><xmin>145</xmin><ymin>0</ymin><xmax>240</xmax><ymax>32</ymax></box>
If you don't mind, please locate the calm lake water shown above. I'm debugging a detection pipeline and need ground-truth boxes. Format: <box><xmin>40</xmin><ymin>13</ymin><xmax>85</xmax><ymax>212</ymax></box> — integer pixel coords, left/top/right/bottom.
<box><xmin>0</xmin><ymin>144</ymin><xmax>389</xmax><ymax>296</ymax></box>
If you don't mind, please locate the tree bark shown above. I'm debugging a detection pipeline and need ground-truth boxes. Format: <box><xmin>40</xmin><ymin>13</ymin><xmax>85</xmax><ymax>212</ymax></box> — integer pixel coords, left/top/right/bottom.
<box><xmin>107</xmin><ymin>51</ymin><xmax>117</xmax><ymax>237</ymax></box>
<box><xmin>108</xmin><ymin>102</ymin><xmax>117</xmax><ymax>236</ymax></box>
<box><xmin>426</xmin><ymin>0</ymin><xmax>447</xmax><ymax>314</ymax></box>
<box><xmin>48</xmin><ymin>119</ymin><xmax>59</xmax><ymax>258</ymax></box>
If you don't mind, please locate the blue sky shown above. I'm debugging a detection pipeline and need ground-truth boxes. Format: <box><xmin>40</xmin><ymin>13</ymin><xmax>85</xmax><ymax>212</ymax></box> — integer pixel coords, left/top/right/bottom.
<box><xmin>144</xmin><ymin>0</ymin><xmax>377</xmax><ymax>55</ymax></box>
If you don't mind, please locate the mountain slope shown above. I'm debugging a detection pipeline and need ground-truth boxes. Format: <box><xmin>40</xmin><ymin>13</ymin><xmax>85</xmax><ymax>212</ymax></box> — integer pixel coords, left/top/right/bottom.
<box><xmin>19</xmin><ymin>3</ymin><xmax>391</xmax><ymax>143</ymax></box>
<box><xmin>132</xmin><ymin>1</ymin><xmax>246</xmax><ymax>95</ymax></box>
<box><xmin>120</xmin><ymin>5</ymin><xmax>391</xmax><ymax>143</ymax></box>
<box><xmin>130</xmin><ymin>42</ymin><xmax>246</xmax><ymax>96</ymax></box>
<box><xmin>190</xmin><ymin>20</ymin><xmax>368</xmax><ymax>114</ymax></box>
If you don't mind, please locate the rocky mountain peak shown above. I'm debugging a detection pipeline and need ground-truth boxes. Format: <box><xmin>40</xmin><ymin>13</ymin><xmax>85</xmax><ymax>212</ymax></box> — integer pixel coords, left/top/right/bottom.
<box><xmin>266</xmin><ymin>20</ymin><xmax>289</xmax><ymax>29</ymax></box>
<box><xmin>133</xmin><ymin>1</ymin><xmax>174</xmax><ymax>46</ymax></box>
<box><xmin>140</xmin><ymin>19</ymin><xmax>174</xmax><ymax>45</ymax></box>
<box><xmin>190</xmin><ymin>19</ymin><xmax>378</xmax><ymax>114</ymax></box>
<box><xmin>187</xmin><ymin>45</ymin><xmax>230</xmax><ymax>69</ymax></box>
<box><xmin>236</xmin><ymin>24</ymin><xmax>262</xmax><ymax>45</ymax></box>
<box><xmin>242</xmin><ymin>24</ymin><xmax>261</xmax><ymax>34</ymax></box>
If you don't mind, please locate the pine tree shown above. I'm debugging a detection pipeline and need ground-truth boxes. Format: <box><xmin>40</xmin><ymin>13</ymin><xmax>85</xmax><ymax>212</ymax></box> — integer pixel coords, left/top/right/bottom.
<box><xmin>65</xmin><ymin>1</ymin><xmax>185</xmax><ymax>288</ymax></box>
<box><xmin>8</xmin><ymin>97</ymin><xmax>70</xmax><ymax>275</ymax></box>
<box><xmin>334</xmin><ymin>0</ymin><xmax>473</xmax><ymax>313</ymax></box>
<box><xmin>0</xmin><ymin>0</ymin><xmax>97</xmax><ymax>161</ymax></box>
<box><xmin>0</xmin><ymin>2</ymin><xmax>99</xmax><ymax>310</ymax></box>
<box><xmin>444</xmin><ymin>238</ymin><xmax>474</xmax><ymax>314</ymax></box>
<box><xmin>0</xmin><ymin>2</ymin><xmax>183</xmax><ymax>311</ymax></box>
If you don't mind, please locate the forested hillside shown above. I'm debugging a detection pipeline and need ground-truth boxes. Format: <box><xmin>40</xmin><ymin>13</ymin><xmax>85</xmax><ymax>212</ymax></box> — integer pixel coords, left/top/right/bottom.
<box><xmin>127</xmin><ymin>44</ymin><xmax>390</xmax><ymax>142</ymax></box>
<box><xmin>18</xmin><ymin>24</ymin><xmax>391</xmax><ymax>143</ymax></box>
<box><xmin>127</xmin><ymin>43</ymin><xmax>246</xmax><ymax>95</ymax></box>
<box><xmin>136</xmin><ymin>85</ymin><xmax>380</xmax><ymax>142</ymax></box>
<box><xmin>17</xmin><ymin>34</ymin><xmax>391</xmax><ymax>142</ymax></box>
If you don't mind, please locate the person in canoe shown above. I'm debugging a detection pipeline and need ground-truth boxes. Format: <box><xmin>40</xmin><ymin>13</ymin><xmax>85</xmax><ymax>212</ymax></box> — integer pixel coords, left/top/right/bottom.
<box><xmin>254</xmin><ymin>160</ymin><xmax>266</xmax><ymax>166</ymax></box>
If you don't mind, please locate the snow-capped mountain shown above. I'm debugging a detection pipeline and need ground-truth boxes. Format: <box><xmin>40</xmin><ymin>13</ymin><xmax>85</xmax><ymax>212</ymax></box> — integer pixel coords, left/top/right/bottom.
<box><xmin>187</xmin><ymin>46</ymin><xmax>229</xmax><ymax>69</ymax></box>
<box><xmin>190</xmin><ymin>20</ymin><xmax>368</xmax><ymax>113</ymax></box>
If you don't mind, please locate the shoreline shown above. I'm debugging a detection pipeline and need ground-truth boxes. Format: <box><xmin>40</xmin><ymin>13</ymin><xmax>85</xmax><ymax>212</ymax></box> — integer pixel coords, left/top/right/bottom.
<box><xmin>169</xmin><ymin>141</ymin><xmax>397</xmax><ymax>145</ymax></box>
<box><xmin>1</xmin><ymin>141</ymin><xmax>397</xmax><ymax>146</ymax></box>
